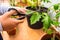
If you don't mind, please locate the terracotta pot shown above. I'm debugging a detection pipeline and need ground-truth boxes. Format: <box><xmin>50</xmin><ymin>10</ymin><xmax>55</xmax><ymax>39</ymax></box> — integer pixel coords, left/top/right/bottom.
<box><xmin>40</xmin><ymin>33</ymin><xmax>60</xmax><ymax>40</ymax></box>
<box><xmin>1</xmin><ymin>18</ymin><xmax>46</xmax><ymax>40</ymax></box>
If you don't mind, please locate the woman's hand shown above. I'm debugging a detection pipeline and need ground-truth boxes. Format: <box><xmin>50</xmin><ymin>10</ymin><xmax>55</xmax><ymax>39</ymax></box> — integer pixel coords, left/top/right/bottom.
<box><xmin>0</xmin><ymin>8</ymin><xmax>26</xmax><ymax>31</ymax></box>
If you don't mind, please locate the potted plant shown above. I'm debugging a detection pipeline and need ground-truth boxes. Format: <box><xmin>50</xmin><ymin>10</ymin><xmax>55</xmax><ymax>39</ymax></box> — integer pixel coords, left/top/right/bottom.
<box><xmin>25</xmin><ymin>0</ymin><xmax>60</xmax><ymax>40</ymax></box>
<box><xmin>8</xmin><ymin>0</ymin><xmax>60</xmax><ymax>40</ymax></box>
<box><xmin>26</xmin><ymin>0</ymin><xmax>48</xmax><ymax>29</ymax></box>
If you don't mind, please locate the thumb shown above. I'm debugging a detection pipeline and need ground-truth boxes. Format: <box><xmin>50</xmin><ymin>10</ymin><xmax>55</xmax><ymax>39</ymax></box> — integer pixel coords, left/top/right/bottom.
<box><xmin>2</xmin><ymin>10</ymin><xmax>17</xmax><ymax>18</ymax></box>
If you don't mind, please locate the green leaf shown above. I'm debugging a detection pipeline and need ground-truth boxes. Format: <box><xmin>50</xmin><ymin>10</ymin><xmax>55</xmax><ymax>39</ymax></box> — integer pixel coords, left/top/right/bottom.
<box><xmin>27</xmin><ymin>0</ymin><xmax>38</xmax><ymax>8</ymax></box>
<box><xmin>54</xmin><ymin>4</ymin><xmax>59</xmax><ymax>10</ymax></box>
<box><xmin>30</xmin><ymin>12</ymin><xmax>41</xmax><ymax>25</ymax></box>
<box><xmin>26</xmin><ymin>10</ymin><xmax>32</xmax><ymax>14</ymax></box>
<box><xmin>47</xmin><ymin>29</ymin><xmax>53</xmax><ymax>35</ymax></box>
<box><xmin>55</xmin><ymin>12</ymin><xmax>60</xmax><ymax>18</ymax></box>
<box><xmin>42</xmin><ymin>13</ymin><xmax>51</xmax><ymax>30</ymax></box>
<box><xmin>27</xmin><ymin>0</ymin><xmax>34</xmax><ymax>6</ymax></box>
<box><xmin>52</xmin><ymin>21</ymin><xmax>60</xmax><ymax>26</ymax></box>
<box><xmin>33</xmin><ymin>0</ymin><xmax>37</xmax><ymax>2</ymax></box>
<box><xmin>42</xmin><ymin>0</ymin><xmax>50</xmax><ymax>3</ymax></box>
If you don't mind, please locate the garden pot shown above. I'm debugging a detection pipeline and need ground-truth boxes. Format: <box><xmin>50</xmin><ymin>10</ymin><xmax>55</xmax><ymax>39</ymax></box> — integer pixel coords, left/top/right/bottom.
<box><xmin>26</xmin><ymin>6</ymin><xmax>48</xmax><ymax>29</ymax></box>
<box><xmin>40</xmin><ymin>33</ymin><xmax>60</xmax><ymax>40</ymax></box>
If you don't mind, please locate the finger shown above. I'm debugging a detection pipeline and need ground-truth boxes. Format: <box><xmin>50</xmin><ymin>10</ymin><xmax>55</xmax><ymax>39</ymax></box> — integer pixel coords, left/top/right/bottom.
<box><xmin>2</xmin><ymin>10</ymin><xmax>17</xmax><ymax>18</ymax></box>
<box><xmin>19</xmin><ymin>8</ymin><xmax>26</xmax><ymax>14</ymax></box>
<box><xmin>20</xmin><ymin>9</ymin><xmax>26</xmax><ymax>14</ymax></box>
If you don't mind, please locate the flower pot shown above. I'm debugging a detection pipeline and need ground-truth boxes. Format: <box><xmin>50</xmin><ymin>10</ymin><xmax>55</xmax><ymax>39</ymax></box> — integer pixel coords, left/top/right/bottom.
<box><xmin>40</xmin><ymin>33</ymin><xmax>60</xmax><ymax>40</ymax></box>
<box><xmin>26</xmin><ymin>6</ymin><xmax>48</xmax><ymax>29</ymax></box>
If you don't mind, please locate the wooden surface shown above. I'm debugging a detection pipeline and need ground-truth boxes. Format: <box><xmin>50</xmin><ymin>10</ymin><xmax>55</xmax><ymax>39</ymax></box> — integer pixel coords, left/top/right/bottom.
<box><xmin>1</xmin><ymin>18</ymin><xmax>46</xmax><ymax>40</ymax></box>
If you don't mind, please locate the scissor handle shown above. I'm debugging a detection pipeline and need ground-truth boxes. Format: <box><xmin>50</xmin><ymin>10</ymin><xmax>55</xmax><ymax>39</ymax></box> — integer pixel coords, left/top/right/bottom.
<box><xmin>8</xmin><ymin>8</ymin><xmax>26</xmax><ymax>20</ymax></box>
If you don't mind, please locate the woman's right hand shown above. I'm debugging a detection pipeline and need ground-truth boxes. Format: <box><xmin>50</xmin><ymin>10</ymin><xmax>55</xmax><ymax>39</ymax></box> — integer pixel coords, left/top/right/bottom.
<box><xmin>0</xmin><ymin>8</ymin><xmax>26</xmax><ymax>31</ymax></box>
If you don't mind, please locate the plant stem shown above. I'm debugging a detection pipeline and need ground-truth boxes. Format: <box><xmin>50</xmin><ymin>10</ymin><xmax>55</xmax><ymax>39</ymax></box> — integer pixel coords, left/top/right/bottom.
<box><xmin>52</xmin><ymin>31</ymin><xmax>55</xmax><ymax>40</ymax></box>
<box><xmin>56</xmin><ymin>32</ymin><xmax>60</xmax><ymax>40</ymax></box>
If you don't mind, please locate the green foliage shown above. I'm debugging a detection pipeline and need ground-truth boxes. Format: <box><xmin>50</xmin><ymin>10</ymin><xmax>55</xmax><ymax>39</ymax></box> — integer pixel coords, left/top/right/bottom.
<box><xmin>27</xmin><ymin>0</ymin><xmax>40</xmax><ymax>8</ymax></box>
<box><xmin>28</xmin><ymin>11</ymin><xmax>60</xmax><ymax>34</ymax></box>
<box><xmin>26</xmin><ymin>10</ymin><xmax>32</xmax><ymax>14</ymax></box>
<box><xmin>33</xmin><ymin>0</ymin><xmax>37</xmax><ymax>2</ymax></box>
<box><xmin>30</xmin><ymin>12</ymin><xmax>41</xmax><ymax>25</ymax></box>
<box><xmin>47</xmin><ymin>29</ymin><xmax>53</xmax><ymax>35</ymax></box>
<box><xmin>54</xmin><ymin>4</ymin><xmax>59</xmax><ymax>10</ymax></box>
<box><xmin>55</xmin><ymin>12</ymin><xmax>60</xmax><ymax>18</ymax></box>
<box><xmin>42</xmin><ymin>0</ymin><xmax>50</xmax><ymax>3</ymax></box>
<box><xmin>26</xmin><ymin>0</ymin><xmax>60</xmax><ymax>36</ymax></box>
<box><xmin>42</xmin><ymin>13</ymin><xmax>51</xmax><ymax>30</ymax></box>
<box><xmin>52</xmin><ymin>21</ymin><xmax>59</xmax><ymax>26</ymax></box>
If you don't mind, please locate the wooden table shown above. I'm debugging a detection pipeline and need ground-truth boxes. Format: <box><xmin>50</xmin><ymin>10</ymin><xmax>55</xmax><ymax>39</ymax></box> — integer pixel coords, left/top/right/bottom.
<box><xmin>1</xmin><ymin>18</ymin><xmax>46</xmax><ymax>40</ymax></box>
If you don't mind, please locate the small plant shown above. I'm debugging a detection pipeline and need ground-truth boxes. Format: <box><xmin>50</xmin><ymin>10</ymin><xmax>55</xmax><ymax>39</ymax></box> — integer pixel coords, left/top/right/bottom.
<box><xmin>26</xmin><ymin>0</ymin><xmax>60</xmax><ymax>40</ymax></box>
<box><xmin>10</xmin><ymin>0</ymin><xmax>60</xmax><ymax>40</ymax></box>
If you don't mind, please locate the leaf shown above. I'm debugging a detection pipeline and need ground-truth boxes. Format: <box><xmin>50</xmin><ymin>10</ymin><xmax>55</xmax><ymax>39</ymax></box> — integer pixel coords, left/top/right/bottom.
<box><xmin>54</xmin><ymin>4</ymin><xmax>59</xmax><ymax>10</ymax></box>
<box><xmin>42</xmin><ymin>0</ymin><xmax>50</xmax><ymax>3</ymax></box>
<box><xmin>55</xmin><ymin>12</ymin><xmax>60</xmax><ymax>18</ymax></box>
<box><xmin>27</xmin><ymin>0</ymin><xmax>38</xmax><ymax>8</ymax></box>
<box><xmin>30</xmin><ymin>12</ymin><xmax>41</xmax><ymax>25</ymax></box>
<box><xmin>47</xmin><ymin>29</ymin><xmax>53</xmax><ymax>35</ymax></box>
<box><xmin>42</xmin><ymin>13</ymin><xmax>51</xmax><ymax>30</ymax></box>
<box><xmin>33</xmin><ymin>0</ymin><xmax>37</xmax><ymax>2</ymax></box>
<box><xmin>52</xmin><ymin>21</ymin><xmax>60</xmax><ymax>26</ymax></box>
<box><xmin>26</xmin><ymin>10</ymin><xmax>32</xmax><ymax>14</ymax></box>
<box><xmin>27</xmin><ymin>0</ymin><xmax>34</xmax><ymax>6</ymax></box>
